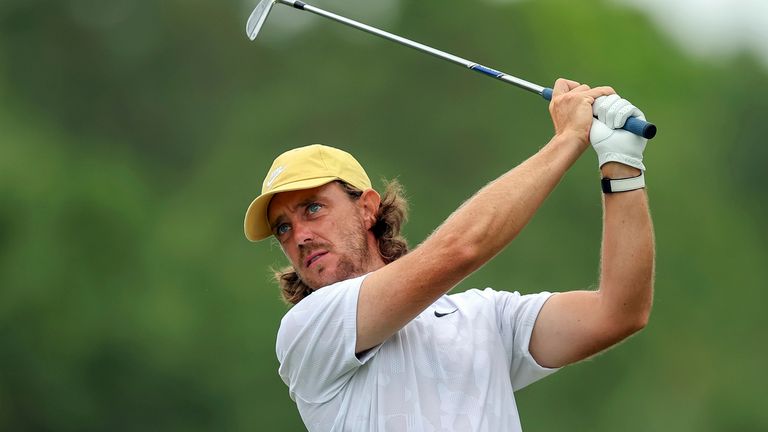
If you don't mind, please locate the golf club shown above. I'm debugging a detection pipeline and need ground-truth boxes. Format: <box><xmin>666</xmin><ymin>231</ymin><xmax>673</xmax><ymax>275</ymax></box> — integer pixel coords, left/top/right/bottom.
<box><xmin>246</xmin><ymin>0</ymin><xmax>657</xmax><ymax>139</ymax></box>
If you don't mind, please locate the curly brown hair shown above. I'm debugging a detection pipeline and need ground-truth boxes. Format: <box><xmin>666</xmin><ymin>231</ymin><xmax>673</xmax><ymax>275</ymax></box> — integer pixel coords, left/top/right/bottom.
<box><xmin>272</xmin><ymin>179</ymin><xmax>410</xmax><ymax>305</ymax></box>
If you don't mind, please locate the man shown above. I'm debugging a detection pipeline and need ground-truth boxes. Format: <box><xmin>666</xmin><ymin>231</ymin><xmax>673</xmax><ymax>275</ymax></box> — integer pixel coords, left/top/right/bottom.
<box><xmin>243</xmin><ymin>79</ymin><xmax>655</xmax><ymax>431</ymax></box>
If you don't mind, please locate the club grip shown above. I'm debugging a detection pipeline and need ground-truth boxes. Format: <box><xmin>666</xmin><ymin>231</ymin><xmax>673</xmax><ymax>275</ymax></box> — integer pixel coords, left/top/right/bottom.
<box><xmin>540</xmin><ymin>87</ymin><xmax>657</xmax><ymax>139</ymax></box>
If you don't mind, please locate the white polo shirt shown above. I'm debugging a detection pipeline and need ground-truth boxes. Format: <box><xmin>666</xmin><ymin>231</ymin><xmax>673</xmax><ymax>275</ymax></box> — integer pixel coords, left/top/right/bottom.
<box><xmin>276</xmin><ymin>274</ymin><xmax>558</xmax><ymax>431</ymax></box>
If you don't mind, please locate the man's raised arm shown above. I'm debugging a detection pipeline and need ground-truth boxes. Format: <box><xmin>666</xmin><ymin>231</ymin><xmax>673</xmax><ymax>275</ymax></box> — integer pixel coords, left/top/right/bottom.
<box><xmin>529</xmin><ymin>98</ymin><xmax>655</xmax><ymax>368</ymax></box>
<box><xmin>356</xmin><ymin>79</ymin><xmax>615</xmax><ymax>353</ymax></box>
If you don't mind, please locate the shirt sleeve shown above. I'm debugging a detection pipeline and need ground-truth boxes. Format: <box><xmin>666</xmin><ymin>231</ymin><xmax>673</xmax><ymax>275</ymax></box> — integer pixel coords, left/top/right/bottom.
<box><xmin>491</xmin><ymin>289</ymin><xmax>560</xmax><ymax>391</ymax></box>
<box><xmin>275</xmin><ymin>274</ymin><xmax>378</xmax><ymax>404</ymax></box>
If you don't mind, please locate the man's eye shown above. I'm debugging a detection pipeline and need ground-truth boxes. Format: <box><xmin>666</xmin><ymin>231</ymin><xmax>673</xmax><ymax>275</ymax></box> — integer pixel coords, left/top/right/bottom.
<box><xmin>308</xmin><ymin>203</ymin><xmax>322</xmax><ymax>214</ymax></box>
<box><xmin>276</xmin><ymin>224</ymin><xmax>290</xmax><ymax>235</ymax></box>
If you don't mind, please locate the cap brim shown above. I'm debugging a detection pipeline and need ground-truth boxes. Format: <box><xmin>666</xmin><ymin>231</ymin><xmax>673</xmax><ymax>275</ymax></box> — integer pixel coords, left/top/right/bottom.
<box><xmin>244</xmin><ymin>176</ymin><xmax>341</xmax><ymax>241</ymax></box>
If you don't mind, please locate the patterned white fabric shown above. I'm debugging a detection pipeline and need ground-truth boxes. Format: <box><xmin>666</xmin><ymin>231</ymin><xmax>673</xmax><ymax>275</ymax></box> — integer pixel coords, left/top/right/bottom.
<box><xmin>276</xmin><ymin>274</ymin><xmax>559</xmax><ymax>431</ymax></box>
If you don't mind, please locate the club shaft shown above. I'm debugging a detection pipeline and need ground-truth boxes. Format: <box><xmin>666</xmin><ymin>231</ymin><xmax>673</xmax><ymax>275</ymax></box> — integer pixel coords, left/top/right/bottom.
<box><xmin>272</xmin><ymin>0</ymin><xmax>657</xmax><ymax>139</ymax></box>
<box><xmin>280</xmin><ymin>0</ymin><xmax>545</xmax><ymax>95</ymax></box>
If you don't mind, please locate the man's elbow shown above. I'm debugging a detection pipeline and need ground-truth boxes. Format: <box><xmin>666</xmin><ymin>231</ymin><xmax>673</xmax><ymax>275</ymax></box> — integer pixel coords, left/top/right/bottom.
<box><xmin>621</xmin><ymin>300</ymin><xmax>652</xmax><ymax>337</ymax></box>
<box><xmin>432</xmin><ymin>232</ymin><xmax>486</xmax><ymax>273</ymax></box>
<box><xmin>628</xmin><ymin>309</ymin><xmax>650</xmax><ymax>334</ymax></box>
<box><xmin>599</xmin><ymin>309</ymin><xmax>649</xmax><ymax>348</ymax></box>
<box><xmin>600</xmin><ymin>292</ymin><xmax>653</xmax><ymax>339</ymax></box>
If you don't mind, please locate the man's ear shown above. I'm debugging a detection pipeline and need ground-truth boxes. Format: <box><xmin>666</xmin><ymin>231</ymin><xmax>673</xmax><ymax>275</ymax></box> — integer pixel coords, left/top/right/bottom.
<box><xmin>360</xmin><ymin>189</ymin><xmax>381</xmax><ymax>229</ymax></box>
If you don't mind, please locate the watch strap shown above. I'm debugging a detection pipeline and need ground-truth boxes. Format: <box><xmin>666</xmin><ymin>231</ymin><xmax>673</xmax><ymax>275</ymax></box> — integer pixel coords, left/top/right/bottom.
<box><xmin>601</xmin><ymin>172</ymin><xmax>645</xmax><ymax>193</ymax></box>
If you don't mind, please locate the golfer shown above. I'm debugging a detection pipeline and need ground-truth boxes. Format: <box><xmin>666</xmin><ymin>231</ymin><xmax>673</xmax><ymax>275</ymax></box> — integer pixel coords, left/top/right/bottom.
<box><xmin>244</xmin><ymin>79</ymin><xmax>655</xmax><ymax>431</ymax></box>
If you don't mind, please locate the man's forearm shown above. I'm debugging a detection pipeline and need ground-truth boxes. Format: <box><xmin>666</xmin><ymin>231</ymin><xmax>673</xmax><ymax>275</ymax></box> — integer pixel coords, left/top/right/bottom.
<box><xmin>599</xmin><ymin>163</ymin><xmax>655</xmax><ymax>330</ymax></box>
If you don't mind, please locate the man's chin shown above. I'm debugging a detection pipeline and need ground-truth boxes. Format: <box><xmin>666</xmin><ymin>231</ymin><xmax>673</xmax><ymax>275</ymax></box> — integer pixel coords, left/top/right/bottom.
<box><xmin>303</xmin><ymin>268</ymin><xmax>362</xmax><ymax>291</ymax></box>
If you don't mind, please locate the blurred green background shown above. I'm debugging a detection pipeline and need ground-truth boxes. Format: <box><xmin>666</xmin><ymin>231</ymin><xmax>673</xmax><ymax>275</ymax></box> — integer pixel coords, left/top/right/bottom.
<box><xmin>2</xmin><ymin>0</ymin><xmax>767</xmax><ymax>430</ymax></box>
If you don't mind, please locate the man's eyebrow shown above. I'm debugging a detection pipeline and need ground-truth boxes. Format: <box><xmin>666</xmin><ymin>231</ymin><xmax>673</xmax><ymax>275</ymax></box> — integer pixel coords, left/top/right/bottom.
<box><xmin>269</xmin><ymin>214</ymin><xmax>287</xmax><ymax>232</ymax></box>
<box><xmin>296</xmin><ymin>195</ymin><xmax>320</xmax><ymax>208</ymax></box>
<box><xmin>269</xmin><ymin>194</ymin><xmax>323</xmax><ymax>231</ymax></box>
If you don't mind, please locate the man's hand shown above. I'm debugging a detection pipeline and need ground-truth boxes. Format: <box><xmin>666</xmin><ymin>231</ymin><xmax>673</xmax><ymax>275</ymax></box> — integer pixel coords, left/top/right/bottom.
<box><xmin>590</xmin><ymin>95</ymin><xmax>647</xmax><ymax>171</ymax></box>
<box><xmin>548</xmin><ymin>78</ymin><xmax>616</xmax><ymax>150</ymax></box>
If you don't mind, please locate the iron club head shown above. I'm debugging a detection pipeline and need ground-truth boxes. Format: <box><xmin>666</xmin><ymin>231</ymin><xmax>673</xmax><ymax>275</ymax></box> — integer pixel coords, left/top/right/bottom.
<box><xmin>246</xmin><ymin>0</ymin><xmax>277</xmax><ymax>41</ymax></box>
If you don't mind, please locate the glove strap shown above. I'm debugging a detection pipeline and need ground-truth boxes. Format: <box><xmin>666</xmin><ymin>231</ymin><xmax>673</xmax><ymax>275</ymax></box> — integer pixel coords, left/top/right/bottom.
<box><xmin>601</xmin><ymin>172</ymin><xmax>645</xmax><ymax>193</ymax></box>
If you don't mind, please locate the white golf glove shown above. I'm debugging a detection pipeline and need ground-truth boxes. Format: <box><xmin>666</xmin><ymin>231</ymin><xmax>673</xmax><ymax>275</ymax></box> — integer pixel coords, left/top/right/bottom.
<box><xmin>590</xmin><ymin>95</ymin><xmax>647</xmax><ymax>170</ymax></box>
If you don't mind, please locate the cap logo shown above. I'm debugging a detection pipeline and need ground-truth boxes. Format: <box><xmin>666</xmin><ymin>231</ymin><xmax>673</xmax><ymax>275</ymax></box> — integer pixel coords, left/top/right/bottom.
<box><xmin>266</xmin><ymin>165</ymin><xmax>285</xmax><ymax>189</ymax></box>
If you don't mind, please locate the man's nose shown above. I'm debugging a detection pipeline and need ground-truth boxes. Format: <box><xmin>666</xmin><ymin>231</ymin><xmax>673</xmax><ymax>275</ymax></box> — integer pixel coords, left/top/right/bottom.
<box><xmin>292</xmin><ymin>221</ymin><xmax>314</xmax><ymax>246</ymax></box>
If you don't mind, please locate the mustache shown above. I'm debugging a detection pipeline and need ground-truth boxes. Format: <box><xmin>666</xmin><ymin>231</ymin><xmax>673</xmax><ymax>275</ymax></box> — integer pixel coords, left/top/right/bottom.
<box><xmin>299</xmin><ymin>243</ymin><xmax>331</xmax><ymax>262</ymax></box>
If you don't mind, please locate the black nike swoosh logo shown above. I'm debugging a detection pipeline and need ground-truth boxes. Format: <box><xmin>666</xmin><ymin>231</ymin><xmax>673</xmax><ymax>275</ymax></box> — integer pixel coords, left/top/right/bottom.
<box><xmin>434</xmin><ymin>309</ymin><xmax>458</xmax><ymax>318</ymax></box>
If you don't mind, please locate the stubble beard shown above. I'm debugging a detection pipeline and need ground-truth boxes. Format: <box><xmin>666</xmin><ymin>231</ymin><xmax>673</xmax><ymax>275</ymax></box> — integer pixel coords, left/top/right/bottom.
<box><xmin>300</xmin><ymin>218</ymin><xmax>373</xmax><ymax>290</ymax></box>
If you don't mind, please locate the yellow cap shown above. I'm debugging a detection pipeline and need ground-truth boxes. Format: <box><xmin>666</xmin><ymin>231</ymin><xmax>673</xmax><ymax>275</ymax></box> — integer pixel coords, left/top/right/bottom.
<box><xmin>244</xmin><ymin>144</ymin><xmax>372</xmax><ymax>241</ymax></box>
